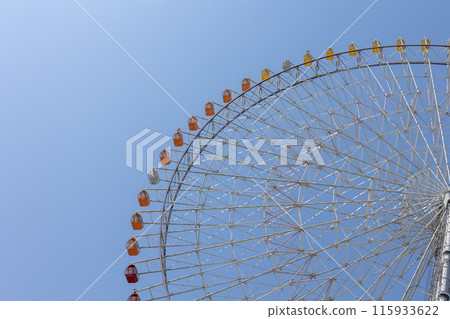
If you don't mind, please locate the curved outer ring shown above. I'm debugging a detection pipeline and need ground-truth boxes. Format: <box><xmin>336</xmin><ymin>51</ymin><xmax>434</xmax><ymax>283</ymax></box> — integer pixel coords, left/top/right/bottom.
<box><xmin>158</xmin><ymin>44</ymin><xmax>450</xmax><ymax>300</ymax></box>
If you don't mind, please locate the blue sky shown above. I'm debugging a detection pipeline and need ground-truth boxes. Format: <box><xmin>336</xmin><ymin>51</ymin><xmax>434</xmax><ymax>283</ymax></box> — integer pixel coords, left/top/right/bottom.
<box><xmin>0</xmin><ymin>0</ymin><xmax>448</xmax><ymax>300</ymax></box>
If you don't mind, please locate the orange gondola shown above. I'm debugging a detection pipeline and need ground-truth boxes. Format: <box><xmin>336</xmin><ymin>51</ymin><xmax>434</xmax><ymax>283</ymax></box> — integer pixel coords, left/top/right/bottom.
<box><xmin>173</xmin><ymin>129</ymin><xmax>183</xmax><ymax>147</ymax></box>
<box><xmin>222</xmin><ymin>89</ymin><xmax>232</xmax><ymax>103</ymax></box>
<box><xmin>130</xmin><ymin>213</ymin><xmax>143</xmax><ymax>230</ymax></box>
<box><xmin>205</xmin><ymin>101</ymin><xmax>215</xmax><ymax>116</ymax></box>
<box><xmin>159</xmin><ymin>149</ymin><xmax>171</xmax><ymax>165</ymax></box>
<box><xmin>241</xmin><ymin>78</ymin><xmax>251</xmax><ymax>91</ymax></box>
<box><xmin>126</xmin><ymin>237</ymin><xmax>140</xmax><ymax>256</ymax></box>
<box><xmin>188</xmin><ymin>116</ymin><xmax>199</xmax><ymax>131</ymax></box>
<box><xmin>137</xmin><ymin>190</ymin><xmax>149</xmax><ymax>207</ymax></box>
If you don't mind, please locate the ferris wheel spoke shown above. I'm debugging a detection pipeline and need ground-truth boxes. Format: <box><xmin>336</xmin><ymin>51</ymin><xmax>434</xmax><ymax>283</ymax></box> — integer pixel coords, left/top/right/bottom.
<box><xmin>221</xmin><ymin>79</ymin><xmax>432</xmax><ymax>192</ymax></box>
<box><xmin>302</xmin><ymin>57</ymin><xmax>446</xmax><ymax>187</ymax></box>
<box><xmin>425</xmin><ymin>57</ymin><xmax>450</xmax><ymax>184</ymax></box>
<box><xmin>357</xmin><ymin>208</ymin><xmax>441</xmax><ymax>299</ymax></box>
<box><xmin>357</xmin><ymin>104</ymin><xmax>446</xmax><ymax>189</ymax></box>
<box><xmin>401</xmin><ymin>247</ymin><xmax>439</xmax><ymax>301</ymax></box>
<box><xmin>260</xmin><ymin>183</ymin><xmax>439</xmax><ymax>296</ymax></box>
<box><xmin>384</xmin><ymin>55</ymin><xmax>448</xmax><ymax>183</ymax></box>
<box><xmin>383</xmin><ymin>60</ymin><xmax>447</xmax><ymax>169</ymax></box>
<box><xmin>277</xmin><ymin>87</ymin><xmax>426</xmax><ymax>183</ymax></box>
<box><xmin>301</xmin><ymin>202</ymin><xmax>439</xmax><ymax>300</ymax></box>
<box><xmin>401</xmin><ymin>208</ymin><xmax>447</xmax><ymax>300</ymax></box>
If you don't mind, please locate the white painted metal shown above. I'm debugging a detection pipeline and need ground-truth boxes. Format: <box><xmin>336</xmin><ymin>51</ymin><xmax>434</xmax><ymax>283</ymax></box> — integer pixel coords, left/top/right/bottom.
<box><xmin>437</xmin><ymin>191</ymin><xmax>450</xmax><ymax>301</ymax></box>
<box><xmin>129</xmin><ymin>44</ymin><xmax>450</xmax><ymax>301</ymax></box>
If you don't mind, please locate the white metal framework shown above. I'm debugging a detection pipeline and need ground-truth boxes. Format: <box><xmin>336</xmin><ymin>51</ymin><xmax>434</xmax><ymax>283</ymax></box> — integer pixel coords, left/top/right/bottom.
<box><xmin>129</xmin><ymin>43</ymin><xmax>450</xmax><ymax>301</ymax></box>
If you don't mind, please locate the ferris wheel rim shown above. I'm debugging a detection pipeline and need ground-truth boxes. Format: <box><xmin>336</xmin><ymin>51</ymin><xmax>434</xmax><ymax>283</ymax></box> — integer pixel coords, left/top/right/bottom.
<box><xmin>155</xmin><ymin>43</ymin><xmax>450</xmax><ymax>300</ymax></box>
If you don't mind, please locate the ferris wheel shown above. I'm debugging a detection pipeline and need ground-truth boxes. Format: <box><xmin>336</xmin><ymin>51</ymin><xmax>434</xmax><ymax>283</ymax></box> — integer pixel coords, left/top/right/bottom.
<box><xmin>125</xmin><ymin>38</ymin><xmax>450</xmax><ymax>301</ymax></box>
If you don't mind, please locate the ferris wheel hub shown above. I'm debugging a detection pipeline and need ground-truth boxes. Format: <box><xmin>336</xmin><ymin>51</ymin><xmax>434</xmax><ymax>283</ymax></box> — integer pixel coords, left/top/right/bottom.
<box><xmin>443</xmin><ymin>191</ymin><xmax>450</xmax><ymax>208</ymax></box>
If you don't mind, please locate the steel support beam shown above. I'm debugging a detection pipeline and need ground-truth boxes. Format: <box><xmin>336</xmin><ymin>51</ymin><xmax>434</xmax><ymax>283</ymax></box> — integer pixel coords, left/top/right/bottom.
<box><xmin>436</xmin><ymin>191</ymin><xmax>450</xmax><ymax>301</ymax></box>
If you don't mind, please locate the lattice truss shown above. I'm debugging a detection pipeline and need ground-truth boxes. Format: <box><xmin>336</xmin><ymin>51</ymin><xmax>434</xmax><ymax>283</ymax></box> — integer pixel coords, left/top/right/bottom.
<box><xmin>129</xmin><ymin>44</ymin><xmax>450</xmax><ymax>301</ymax></box>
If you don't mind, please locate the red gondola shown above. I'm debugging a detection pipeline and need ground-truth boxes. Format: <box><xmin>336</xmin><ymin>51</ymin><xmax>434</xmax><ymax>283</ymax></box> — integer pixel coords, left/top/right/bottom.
<box><xmin>125</xmin><ymin>264</ymin><xmax>139</xmax><ymax>283</ymax></box>
<box><xmin>127</xmin><ymin>289</ymin><xmax>140</xmax><ymax>301</ymax></box>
